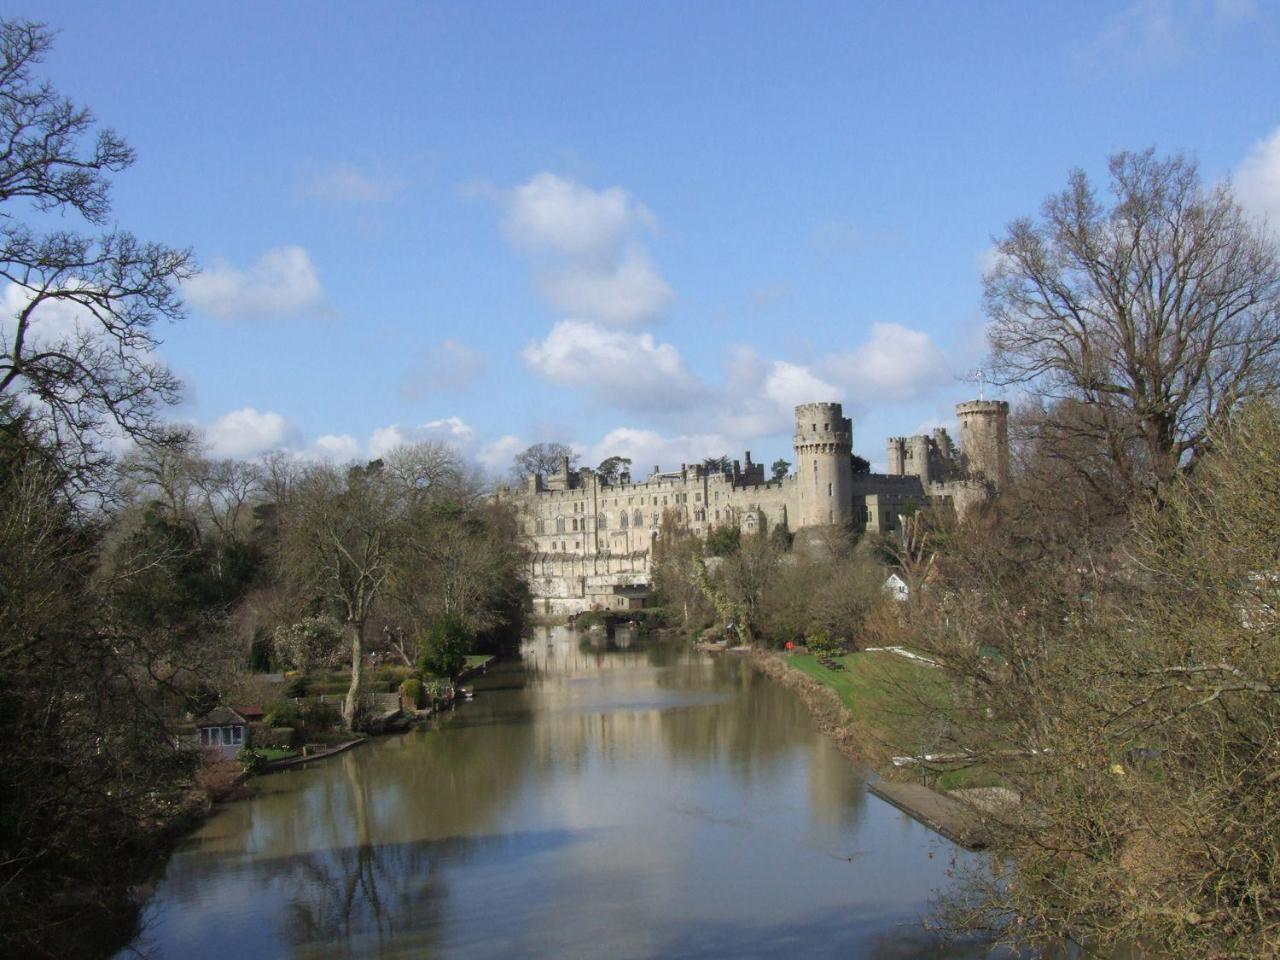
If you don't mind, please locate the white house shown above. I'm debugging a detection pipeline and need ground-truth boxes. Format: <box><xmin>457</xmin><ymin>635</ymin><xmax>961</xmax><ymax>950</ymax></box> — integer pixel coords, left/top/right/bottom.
<box><xmin>882</xmin><ymin>572</ymin><xmax>910</xmax><ymax>602</ymax></box>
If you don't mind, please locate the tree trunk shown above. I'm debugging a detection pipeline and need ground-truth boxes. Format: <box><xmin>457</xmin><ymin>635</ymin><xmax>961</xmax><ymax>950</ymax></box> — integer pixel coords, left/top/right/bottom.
<box><xmin>343</xmin><ymin>620</ymin><xmax>364</xmax><ymax>728</ymax></box>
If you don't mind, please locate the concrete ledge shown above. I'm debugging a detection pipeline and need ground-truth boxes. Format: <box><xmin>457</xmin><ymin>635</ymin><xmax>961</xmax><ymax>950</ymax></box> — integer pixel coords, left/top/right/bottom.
<box><xmin>868</xmin><ymin>780</ymin><xmax>990</xmax><ymax>850</ymax></box>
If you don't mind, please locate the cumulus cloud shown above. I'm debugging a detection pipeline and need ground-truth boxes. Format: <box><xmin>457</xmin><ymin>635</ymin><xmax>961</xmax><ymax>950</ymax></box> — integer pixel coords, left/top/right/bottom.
<box><xmin>368</xmin><ymin>416</ymin><xmax>477</xmax><ymax>459</ymax></box>
<box><xmin>821</xmin><ymin>323</ymin><xmax>951</xmax><ymax>404</ymax></box>
<box><xmin>308</xmin><ymin>433</ymin><xmax>361</xmax><ymax>462</ymax></box>
<box><xmin>1</xmin><ymin>281</ymin><xmax>96</xmax><ymax>346</ymax></box>
<box><xmin>477</xmin><ymin>434</ymin><xmax>527</xmax><ymax>474</ymax></box>
<box><xmin>537</xmin><ymin>246</ymin><xmax>673</xmax><ymax>327</ymax></box>
<box><xmin>299</xmin><ymin>162</ymin><xmax>405</xmax><ymax>204</ymax></box>
<box><xmin>501</xmin><ymin>173</ymin><xmax>673</xmax><ymax>327</ymax></box>
<box><xmin>400</xmin><ymin>339</ymin><xmax>487</xmax><ymax>399</ymax></box>
<box><xmin>523</xmin><ymin>320</ymin><xmax>704</xmax><ymax>412</ymax></box>
<box><xmin>503</xmin><ymin>172</ymin><xmax>653</xmax><ymax>257</ymax></box>
<box><xmin>205</xmin><ymin>407</ymin><xmax>299</xmax><ymax>458</ymax></box>
<box><xmin>1235</xmin><ymin>127</ymin><xmax>1280</xmax><ymax>227</ymax></box>
<box><xmin>183</xmin><ymin>246</ymin><xmax>325</xmax><ymax>320</ymax></box>
<box><xmin>586</xmin><ymin>427</ymin><xmax>736</xmax><ymax>475</ymax></box>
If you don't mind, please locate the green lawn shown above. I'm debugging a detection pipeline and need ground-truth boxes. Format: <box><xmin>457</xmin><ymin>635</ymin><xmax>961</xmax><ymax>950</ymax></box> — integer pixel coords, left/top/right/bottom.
<box><xmin>464</xmin><ymin>654</ymin><xmax>491</xmax><ymax>669</ymax></box>
<box><xmin>251</xmin><ymin>747</ymin><xmax>298</xmax><ymax>761</ymax></box>
<box><xmin>787</xmin><ymin>650</ymin><xmax>953</xmax><ymax>756</ymax></box>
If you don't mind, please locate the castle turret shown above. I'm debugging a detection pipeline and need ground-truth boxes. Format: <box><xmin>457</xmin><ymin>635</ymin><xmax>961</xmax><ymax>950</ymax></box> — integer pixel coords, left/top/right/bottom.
<box><xmin>956</xmin><ymin>400</ymin><xmax>1010</xmax><ymax>489</ymax></box>
<box><xmin>886</xmin><ymin>437</ymin><xmax>906</xmax><ymax>475</ymax></box>
<box><xmin>909</xmin><ymin>434</ymin><xmax>932</xmax><ymax>485</ymax></box>
<box><xmin>793</xmin><ymin>402</ymin><xmax>853</xmax><ymax>527</ymax></box>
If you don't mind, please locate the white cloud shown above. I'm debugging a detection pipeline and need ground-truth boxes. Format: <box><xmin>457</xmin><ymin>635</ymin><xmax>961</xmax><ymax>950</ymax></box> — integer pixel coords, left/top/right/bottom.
<box><xmin>821</xmin><ymin>323</ymin><xmax>951</xmax><ymax>404</ymax></box>
<box><xmin>503</xmin><ymin>172</ymin><xmax>652</xmax><ymax>258</ymax></box>
<box><xmin>537</xmin><ymin>246</ymin><xmax>674</xmax><ymax>327</ymax></box>
<box><xmin>368</xmin><ymin>416</ymin><xmax>477</xmax><ymax>459</ymax></box>
<box><xmin>477</xmin><ymin>434</ymin><xmax>527</xmax><ymax>474</ymax></box>
<box><xmin>523</xmin><ymin>320</ymin><xmax>704</xmax><ymax>412</ymax></box>
<box><xmin>308</xmin><ymin>433</ymin><xmax>361</xmax><ymax>462</ymax></box>
<box><xmin>976</xmin><ymin>243</ymin><xmax>1014</xmax><ymax>279</ymax></box>
<box><xmin>587</xmin><ymin>427</ymin><xmax>736</xmax><ymax>474</ymax></box>
<box><xmin>183</xmin><ymin>246</ymin><xmax>325</xmax><ymax>320</ymax></box>
<box><xmin>1235</xmin><ymin>127</ymin><xmax>1280</xmax><ymax>227</ymax></box>
<box><xmin>764</xmin><ymin>361</ymin><xmax>843</xmax><ymax>411</ymax></box>
<box><xmin>400</xmin><ymin>339</ymin><xmax>488</xmax><ymax>399</ymax></box>
<box><xmin>205</xmin><ymin>407</ymin><xmax>299</xmax><ymax>458</ymax></box>
<box><xmin>299</xmin><ymin>162</ymin><xmax>405</xmax><ymax>204</ymax></box>
<box><xmin>1</xmin><ymin>282</ymin><xmax>96</xmax><ymax>346</ymax></box>
<box><xmin>501</xmin><ymin>173</ymin><xmax>672</xmax><ymax>327</ymax></box>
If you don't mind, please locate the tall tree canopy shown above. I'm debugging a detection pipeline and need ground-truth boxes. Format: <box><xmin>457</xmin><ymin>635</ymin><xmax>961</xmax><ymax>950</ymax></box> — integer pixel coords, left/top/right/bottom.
<box><xmin>0</xmin><ymin>19</ymin><xmax>195</xmax><ymax>485</ymax></box>
<box><xmin>985</xmin><ymin>149</ymin><xmax>1280</xmax><ymax>501</ymax></box>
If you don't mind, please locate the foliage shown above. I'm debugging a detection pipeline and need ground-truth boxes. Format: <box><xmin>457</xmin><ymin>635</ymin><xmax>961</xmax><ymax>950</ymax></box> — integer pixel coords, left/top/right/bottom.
<box><xmin>416</xmin><ymin>614</ymin><xmax>473</xmax><ymax>678</ymax></box>
<box><xmin>265</xmin><ymin>701</ymin><xmax>302</xmax><ymax>728</ymax></box>
<box><xmin>236</xmin><ymin>747</ymin><xmax>262</xmax><ymax>773</ymax></box>
<box><xmin>770</xmin><ymin>458</ymin><xmax>790</xmax><ymax>480</ymax></box>
<box><xmin>805</xmin><ymin>628</ymin><xmax>844</xmax><ymax>657</ymax></box>
<box><xmin>911</xmin><ymin>399</ymin><xmax>1280</xmax><ymax>957</ymax></box>
<box><xmin>272</xmin><ymin>616</ymin><xmax>343</xmax><ymax>674</ymax></box>
<box><xmin>596</xmin><ymin>455</ymin><xmax>632</xmax><ymax>484</ymax></box>
<box><xmin>399</xmin><ymin>677</ymin><xmax>424</xmax><ymax>709</ymax></box>
<box><xmin>703</xmin><ymin>525</ymin><xmax>740</xmax><ymax>557</ymax></box>
<box><xmin>299</xmin><ymin>699</ymin><xmax>342</xmax><ymax>733</ymax></box>
<box><xmin>850</xmin><ymin>454</ymin><xmax>871</xmax><ymax>475</ymax></box>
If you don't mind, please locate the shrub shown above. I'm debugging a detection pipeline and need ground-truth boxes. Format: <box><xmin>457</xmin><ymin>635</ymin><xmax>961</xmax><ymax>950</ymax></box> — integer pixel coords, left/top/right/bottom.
<box><xmin>704</xmin><ymin>525</ymin><xmax>741</xmax><ymax>557</ymax></box>
<box><xmin>300</xmin><ymin>699</ymin><xmax>342</xmax><ymax>732</ymax></box>
<box><xmin>265</xmin><ymin>701</ymin><xmax>301</xmax><ymax>728</ymax></box>
<box><xmin>399</xmin><ymin>677</ymin><xmax>424</xmax><ymax>709</ymax></box>
<box><xmin>253</xmin><ymin>725</ymin><xmax>296</xmax><ymax>749</ymax></box>
<box><xmin>237</xmin><ymin>747</ymin><xmax>262</xmax><ymax>773</ymax></box>
<box><xmin>416</xmin><ymin>614</ymin><xmax>473</xmax><ymax>678</ymax></box>
<box><xmin>285</xmin><ymin>675</ymin><xmax>309</xmax><ymax>698</ymax></box>
<box><xmin>806</xmin><ymin>628</ymin><xmax>845</xmax><ymax>657</ymax></box>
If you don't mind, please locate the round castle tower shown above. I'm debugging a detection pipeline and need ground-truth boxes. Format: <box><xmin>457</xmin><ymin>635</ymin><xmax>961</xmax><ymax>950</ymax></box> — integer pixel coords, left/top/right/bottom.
<box><xmin>956</xmin><ymin>400</ymin><xmax>1010</xmax><ymax>489</ymax></box>
<box><xmin>793</xmin><ymin>402</ymin><xmax>854</xmax><ymax>527</ymax></box>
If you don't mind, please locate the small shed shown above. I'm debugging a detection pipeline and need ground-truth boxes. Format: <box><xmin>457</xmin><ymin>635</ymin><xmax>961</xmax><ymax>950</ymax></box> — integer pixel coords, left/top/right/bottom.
<box><xmin>882</xmin><ymin>572</ymin><xmax>910</xmax><ymax>602</ymax></box>
<box><xmin>195</xmin><ymin>706</ymin><xmax>251</xmax><ymax>757</ymax></box>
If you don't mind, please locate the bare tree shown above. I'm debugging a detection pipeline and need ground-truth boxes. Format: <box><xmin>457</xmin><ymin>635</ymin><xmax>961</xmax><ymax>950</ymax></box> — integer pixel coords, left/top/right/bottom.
<box><xmin>511</xmin><ymin>441</ymin><xmax>577</xmax><ymax>482</ymax></box>
<box><xmin>278</xmin><ymin>460</ymin><xmax>402</xmax><ymax>725</ymax></box>
<box><xmin>0</xmin><ymin>20</ymin><xmax>195</xmax><ymax>484</ymax></box>
<box><xmin>985</xmin><ymin>149</ymin><xmax>1280</xmax><ymax>500</ymax></box>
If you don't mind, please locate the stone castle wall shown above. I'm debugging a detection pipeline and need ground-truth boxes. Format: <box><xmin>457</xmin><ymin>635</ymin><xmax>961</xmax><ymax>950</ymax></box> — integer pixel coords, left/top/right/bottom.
<box><xmin>500</xmin><ymin>399</ymin><xmax>1007</xmax><ymax>613</ymax></box>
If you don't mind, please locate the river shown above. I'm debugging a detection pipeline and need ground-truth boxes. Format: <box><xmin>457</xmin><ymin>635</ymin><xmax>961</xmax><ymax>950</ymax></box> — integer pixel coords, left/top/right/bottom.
<box><xmin>118</xmin><ymin>627</ymin><xmax>1002</xmax><ymax>959</ymax></box>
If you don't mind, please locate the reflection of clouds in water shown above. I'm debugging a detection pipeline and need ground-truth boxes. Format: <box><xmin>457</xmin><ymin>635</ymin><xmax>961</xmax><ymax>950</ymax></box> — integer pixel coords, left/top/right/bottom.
<box><xmin>119</xmin><ymin>627</ymin><xmax>991</xmax><ymax>960</ymax></box>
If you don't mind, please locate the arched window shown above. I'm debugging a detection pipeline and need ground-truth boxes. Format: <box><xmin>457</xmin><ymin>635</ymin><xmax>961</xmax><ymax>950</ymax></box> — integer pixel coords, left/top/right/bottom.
<box><xmin>632</xmin><ymin>509</ymin><xmax>643</xmax><ymax>527</ymax></box>
<box><xmin>599</xmin><ymin>513</ymin><xmax>608</xmax><ymax>530</ymax></box>
<box><xmin>620</xmin><ymin>511</ymin><xmax>629</xmax><ymax>529</ymax></box>
<box><xmin>555</xmin><ymin>516</ymin><xmax>565</xmax><ymax>533</ymax></box>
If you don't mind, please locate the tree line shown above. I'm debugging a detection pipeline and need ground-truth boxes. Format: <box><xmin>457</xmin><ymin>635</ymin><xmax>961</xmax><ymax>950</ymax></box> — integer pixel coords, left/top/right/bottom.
<box><xmin>0</xmin><ymin>21</ymin><xmax>527</xmax><ymax>957</ymax></box>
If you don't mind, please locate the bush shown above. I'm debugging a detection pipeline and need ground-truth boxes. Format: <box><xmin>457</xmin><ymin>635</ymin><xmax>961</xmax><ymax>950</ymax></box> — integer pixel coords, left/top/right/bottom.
<box><xmin>284</xmin><ymin>675</ymin><xmax>309</xmax><ymax>698</ymax></box>
<box><xmin>265</xmin><ymin>701</ymin><xmax>301</xmax><ymax>728</ymax></box>
<box><xmin>399</xmin><ymin>677</ymin><xmax>424</xmax><ymax>709</ymax></box>
<box><xmin>704</xmin><ymin>525</ymin><xmax>741</xmax><ymax>557</ymax></box>
<box><xmin>253</xmin><ymin>725</ymin><xmax>296</xmax><ymax>749</ymax></box>
<box><xmin>806</xmin><ymin>628</ymin><xmax>845</xmax><ymax>657</ymax></box>
<box><xmin>416</xmin><ymin>614</ymin><xmax>473</xmax><ymax>678</ymax></box>
<box><xmin>300</xmin><ymin>700</ymin><xmax>342</xmax><ymax>732</ymax></box>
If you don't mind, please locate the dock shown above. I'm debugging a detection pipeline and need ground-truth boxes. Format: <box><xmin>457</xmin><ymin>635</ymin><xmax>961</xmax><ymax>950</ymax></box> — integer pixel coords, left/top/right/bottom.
<box><xmin>868</xmin><ymin>780</ymin><xmax>991</xmax><ymax>850</ymax></box>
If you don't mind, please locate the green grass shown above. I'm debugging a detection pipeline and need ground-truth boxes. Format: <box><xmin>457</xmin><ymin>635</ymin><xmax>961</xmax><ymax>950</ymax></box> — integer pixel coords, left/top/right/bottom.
<box><xmin>251</xmin><ymin>747</ymin><xmax>298</xmax><ymax>761</ymax></box>
<box><xmin>464</xmin><ymin>654</ymin><xmax>491</xmax><ymax>668</ymax></box>
<box><xmin>787</xmin><ymin>650</ymin><xmax>953</xmax><ymax>755</ymax></box>
<box><xmin>934</xmin><ymin>765</ymin><xmax>1004</xmax><ymax>791</ymax></box>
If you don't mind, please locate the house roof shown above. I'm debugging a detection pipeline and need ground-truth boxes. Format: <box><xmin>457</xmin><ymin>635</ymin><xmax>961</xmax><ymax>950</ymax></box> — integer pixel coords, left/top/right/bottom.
<box><xmin>235</xmin><ymin>705</ymin><xmax>265</xmax><ymax>720</ymax></box>
<box><xmin>196</xmin><ymin>706</ymin><xmax>247</xmax><ymax>726</ymax></box>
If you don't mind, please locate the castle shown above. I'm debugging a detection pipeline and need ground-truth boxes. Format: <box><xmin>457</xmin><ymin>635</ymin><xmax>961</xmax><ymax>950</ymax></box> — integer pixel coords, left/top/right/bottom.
<box><xmin>498</xmin><ymin>399</ymin><xmax>1009</xmax><ymax>614</ymax></box>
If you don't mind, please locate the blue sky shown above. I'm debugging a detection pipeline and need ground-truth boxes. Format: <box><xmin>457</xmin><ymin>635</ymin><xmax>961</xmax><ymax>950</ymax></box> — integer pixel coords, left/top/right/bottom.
<box><xmin>18</xmin><ymin>0</ymin><xmax>1280</xmax><ymax>475</ymax></box>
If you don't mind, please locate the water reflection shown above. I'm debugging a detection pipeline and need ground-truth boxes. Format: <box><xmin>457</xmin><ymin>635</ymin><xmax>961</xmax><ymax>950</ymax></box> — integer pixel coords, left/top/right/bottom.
<box><xmin>121</xmin><ymin>628</ymin><xmax>993</xmax><ymax>959</ymax></box>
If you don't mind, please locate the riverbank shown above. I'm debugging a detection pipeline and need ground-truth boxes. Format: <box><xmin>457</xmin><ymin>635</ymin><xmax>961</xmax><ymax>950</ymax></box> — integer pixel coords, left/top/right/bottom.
<box><xmin>749</xmin><ymin>647</ymin><xmax>1004</xmax><ymax>850</ymax></box>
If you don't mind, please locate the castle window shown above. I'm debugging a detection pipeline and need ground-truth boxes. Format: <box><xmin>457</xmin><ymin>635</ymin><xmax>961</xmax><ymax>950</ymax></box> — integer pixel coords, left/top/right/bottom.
<box><xmin>555</xmin><ymin>517</ymin><xmax>565</xmax><ymax>533</ymax></box>
<box><xmin>633</xmin><ymin>509</ymin><xmax>643</xmax><ymax>527</ymax></box>
<box><xmin>828</xmin><ymin>482</ymin><xmax>832</xmax><ymax>496</ymax></box>
<box><xmin>695</xmin><ymin>492</ymin><xmax>701</xmax><ymax>502</ymax></box>
<box><xmin>571</xmin><ymin>518</ymin><xmax>578</xmax><ymax>531</ymax></box>
<box><xmin>535</xmin><ymin>519</ymin><xmax>545</xmax><ymax>534</ymax></box>
<box><xmin>824</xmin><ymin>423</ymin><xmax>829</xmax><ymax>431</ymax></box>
<box><xmin>620</xmin><ymin>512</ymin><xmax>629</xmax><ymax>529</ymax></box>
<box><xmin>599</xmin><ymin>514</ymin><xmax>608</xmax><ymax>530</ymax></box>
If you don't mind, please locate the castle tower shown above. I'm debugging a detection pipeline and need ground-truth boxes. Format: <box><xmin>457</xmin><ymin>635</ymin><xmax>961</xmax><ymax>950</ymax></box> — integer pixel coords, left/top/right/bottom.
<box><xmin>793</xmin><ymin>402</ymin><xmax>854</xmax><ymax>527</ymax></box>
<box><xmin>956</xmin><ymin>400</ymin><xmax>1010</xmax><ymax>489</ymax></box>
<box><xmin>909</xmin><ymin>434</ymin><xmax>933</xmax><ymax>485</ymax></box>
<box><xmin>886</xmin><ymin>437</ymin><xmax>906</xmax><ymax>475</ymax></box>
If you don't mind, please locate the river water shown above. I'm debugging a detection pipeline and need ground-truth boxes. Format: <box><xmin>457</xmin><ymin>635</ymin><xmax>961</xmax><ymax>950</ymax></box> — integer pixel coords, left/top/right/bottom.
<box><xmin>119</xmin><ymin>627</ymin><xmax>999</xmax><ymax>959</ymax></box>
